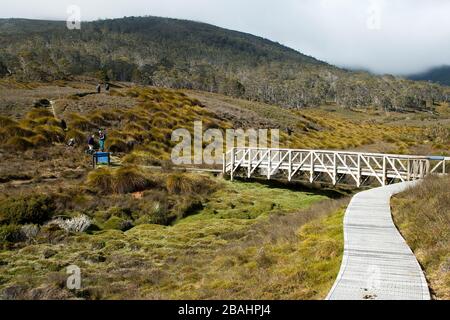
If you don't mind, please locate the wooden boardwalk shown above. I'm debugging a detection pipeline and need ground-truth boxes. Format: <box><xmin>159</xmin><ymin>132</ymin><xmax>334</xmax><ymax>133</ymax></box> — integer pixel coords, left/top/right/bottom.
<box><xmin>221</xmin><ymin>148</ymin><xmax>445</xmax><ymax>300</ymax></box>
<box><xmin>326</xmin><ymin>181</ymin><xmax>430</xmax><ymax>300</ymax></box>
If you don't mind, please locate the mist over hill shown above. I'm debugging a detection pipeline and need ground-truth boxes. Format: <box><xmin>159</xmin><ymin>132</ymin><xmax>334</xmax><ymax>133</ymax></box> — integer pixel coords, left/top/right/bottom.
<box><xmin>409</xmin><ymin>66</ymin><xmax>450</xmax><ymax>86</ymax></box>
<box><xmin>0</xmin><ymin>16</ymin><xmax>448</xmax><ymax>110</ymax></box>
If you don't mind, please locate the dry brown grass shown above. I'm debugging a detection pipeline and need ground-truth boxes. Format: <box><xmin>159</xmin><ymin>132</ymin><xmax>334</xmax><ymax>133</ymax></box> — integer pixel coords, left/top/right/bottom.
<box><xmin>86</xmin><ymin>166</ymin><xmax>152</xmax><ymax>195</ymax></box>
<box><xmin>391</xmin><ymin>175</ymin><xmax>450</xmax><ymax>299</ymax></box>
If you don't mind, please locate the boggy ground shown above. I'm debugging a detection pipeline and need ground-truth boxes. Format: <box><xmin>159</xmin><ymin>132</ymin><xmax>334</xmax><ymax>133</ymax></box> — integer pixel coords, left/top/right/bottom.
<box><xmin>0</xmin><ymin>77</ymin><xmax>448</xmax><ymax>299</ymax></box>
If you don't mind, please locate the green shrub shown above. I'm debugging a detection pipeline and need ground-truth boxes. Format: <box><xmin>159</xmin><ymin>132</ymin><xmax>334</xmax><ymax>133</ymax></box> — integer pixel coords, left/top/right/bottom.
<box><xmin>0</xmin><ymin>224</ymin><xmax>23</xmax><ymax>243</ymax></box>
<box><xmin>138</xmin><ymin>199</ymin><xmax>172</xmax><ymax>225</ymax></box>
<box><xmin>0</xmin><ymin>195</ymin><xmax>55</xmax><ymax>225</ymax></box>
<box><xmin>103</xmin><ymin>216</ymin><xmax>133</xmax><ymax>231</ymax></box>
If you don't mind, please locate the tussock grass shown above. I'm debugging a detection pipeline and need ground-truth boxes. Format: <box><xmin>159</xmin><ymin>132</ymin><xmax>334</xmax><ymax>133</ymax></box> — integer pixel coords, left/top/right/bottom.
<box><xmin>4</xmin><ymin>137</ymin><xmax>35</xmax><ymax>150</ymax></box>
<box><xmin>0</xmin><ymin>115</ymin><xmax>17</xmax><ymax>127</ymax></box>
<box><xmin>166</xmin><ymin>173</ymin><xmax>216</xmax><ymax>196</ymax></box>
<box><xmin>86</xmin><ymin>166</ymin><xmax>152</xmax><ymax>194</ymax></box>
<box><xmin>34</xmin><ymin>125</ymin><xmax>65</xmax><ymax>143</ymax></box>
<box><xmin>106</xmin><ymin>138</ymin><xmax>129</xmax><ymax>153</ymax></box>
<box><xmin>392</xmin><ymin>175</ymin><xmax>450</xmax><ymax>299</ymax></box>
<box><xmin>25</xmin><ymin>108</ymin><xmax>54</xmax><ymax>119</ymax></box>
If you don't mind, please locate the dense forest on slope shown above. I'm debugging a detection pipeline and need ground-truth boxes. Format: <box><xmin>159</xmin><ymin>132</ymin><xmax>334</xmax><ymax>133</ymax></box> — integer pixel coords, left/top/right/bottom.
<box><xmin>409</xmin><ymin>66</ymin><xmax>450</xmax><ymax>86</ymax></box>
<box><xmin>0</xmin><ymin>16</ymin><xmax>449</xmax><ymax>110</ymax></box>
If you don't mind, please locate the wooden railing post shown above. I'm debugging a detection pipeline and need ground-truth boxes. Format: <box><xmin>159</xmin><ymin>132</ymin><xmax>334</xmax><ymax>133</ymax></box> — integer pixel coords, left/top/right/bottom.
<box><xmin>333</xmin><ymin>152</ymin><xmax>337</xmax><ymax>185</ymax></box>
<box><xmin>357</xmin><ymin>155</ymin><xmax>361</xmax><ymax>187</ymax></box>
<box><xmin>288</xmin><ymin>150</ymin><xmax>292</xmax><ymax>182</ymax></box>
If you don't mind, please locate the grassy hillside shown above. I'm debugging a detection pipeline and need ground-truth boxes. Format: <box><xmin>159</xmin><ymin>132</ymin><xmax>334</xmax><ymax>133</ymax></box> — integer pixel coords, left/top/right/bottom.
<box><xmin>391</xmin><ymin>175</ymin><xmax>450</xmax><ymax>300</ymax></box>
<box><xmin>0</xmin><ymin>16</ymin><xmax>449</xmax><ymax>111</ymax></box>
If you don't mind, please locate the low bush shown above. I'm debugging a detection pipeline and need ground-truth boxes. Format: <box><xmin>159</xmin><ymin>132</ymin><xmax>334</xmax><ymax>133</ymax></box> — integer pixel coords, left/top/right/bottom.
<box><xmin>0</xmin><ymin>194</ymin><xmax>55</xmax><ymax>225</ymax></box>
<box><xmin>0</xmin><ymin>224</ymin><xmax>23</xmax><ymax>244</ymax></box>
<box><xmin>103</xmin><ymin>216</ymin><xmax>133</xmax><ymax>231</ymax></box>
<box><xmin>137</xmin><ymin>196</ymin><xmax>171</xmax><ymax>225</ymax></box>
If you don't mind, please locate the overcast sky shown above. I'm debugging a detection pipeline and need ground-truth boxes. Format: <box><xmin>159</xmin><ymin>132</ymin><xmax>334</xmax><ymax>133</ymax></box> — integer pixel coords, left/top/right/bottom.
<box><xmin>2</xmin><ymin>0</ymin><xmax>450</xmax><ymax>75</ymax></box>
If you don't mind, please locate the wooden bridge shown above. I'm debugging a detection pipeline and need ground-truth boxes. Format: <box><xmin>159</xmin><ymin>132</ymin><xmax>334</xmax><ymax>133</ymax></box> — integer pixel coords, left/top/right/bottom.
<box><xmin>223</xmin><ymin>147</ymin><xmax>449</xmax><ymax>187</ymax></box>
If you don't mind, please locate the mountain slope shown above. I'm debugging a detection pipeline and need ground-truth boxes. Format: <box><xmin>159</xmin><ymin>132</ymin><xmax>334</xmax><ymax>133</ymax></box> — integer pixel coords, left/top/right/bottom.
<box><xmin>0</xmin><ymin>16</ymin><xmax>448</xmax><ymax>110</ymax></box>
<box><xmin>409</xmin><ymin>65</ymin><xmax>450</xmax><ymax>86</ymax></box>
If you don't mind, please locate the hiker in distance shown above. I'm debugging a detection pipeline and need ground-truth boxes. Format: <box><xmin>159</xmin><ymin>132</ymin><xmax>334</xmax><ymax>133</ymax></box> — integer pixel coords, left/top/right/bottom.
<box><xmin>98</xmin><ymin>130</ymin><xmax>106</xmax><ymax>152</ymax></box>
<box><xmin>87</xmin><ymin>134</ymin><xmax>95</xmax><ymax>154</ymax></box>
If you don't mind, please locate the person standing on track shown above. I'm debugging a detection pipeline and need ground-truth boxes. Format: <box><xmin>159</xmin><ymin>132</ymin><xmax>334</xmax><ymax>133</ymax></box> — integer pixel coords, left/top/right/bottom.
<box><xmin>98</xmin><ymin>130</ymin><xmax>106</xmax><ymax>152</ymax></box>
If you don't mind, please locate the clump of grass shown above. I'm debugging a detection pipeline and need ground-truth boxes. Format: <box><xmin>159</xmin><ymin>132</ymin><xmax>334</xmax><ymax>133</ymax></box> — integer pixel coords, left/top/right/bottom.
<box><xmin>106</xmin><ymin>138</ymin><xmax>129</xmax><ymax>153</ymax></box>
<box><xmin>66</xmin><ymin>128</ymin><xmax>86</xmax><ymax>144</ymax></box>
<box><xmin>391</xmin><ymin>175</ymin><xmax>450</xmax><ymax>300</ymax></box>
<box><xmin>4</xmin><ymin>137</ymin><xmax>34</xmax><ymax>150</ymax></box>
<box><xmin>34</xmin><ymin>125</ymin><xmax>65</xmax><ymax>143</ymax></box>
<box><xmin>29</xmin><ymin>134</ymin><xmax>49</xmax><ymax>147</ymax></box>
<box><xmin>166</xmin><ymin>173</ymin><xmax>216</xmax><ymax>195</ymax></box>
<box><xmin>33</xmin><ymin>117</ymin><xmax>60</xmax><ymax>127</ymax></box>
<box><xmin>1</xmin><ymin>125</ymin><xmax>35</xmax><ymax>140</ymax></box>
<box><xmin>68</xmin><ymin>113</ymin><xmax>96</xmax><ymax>131</ymax></box>
<box><xmin>25</xmin><ymin>108</ymin><xmax>54</xmax><ymax>119</ymax></box>
<box><xmin>0</xmin><ymin>115</ymin><xmax>17</xmax><ymax>127</ymax></box>
<box><xmin>86</xmin><ymin>166</ymin><xmax>152</xmax><ymax>194</ymax></box>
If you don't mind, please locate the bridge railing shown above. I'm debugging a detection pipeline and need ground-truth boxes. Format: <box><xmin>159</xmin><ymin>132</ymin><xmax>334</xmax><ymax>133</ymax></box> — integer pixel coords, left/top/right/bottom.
<box><xmin>223</xmin><ymin>147</ymin><xmax>447</xmax><ymax>187</ymax></box>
